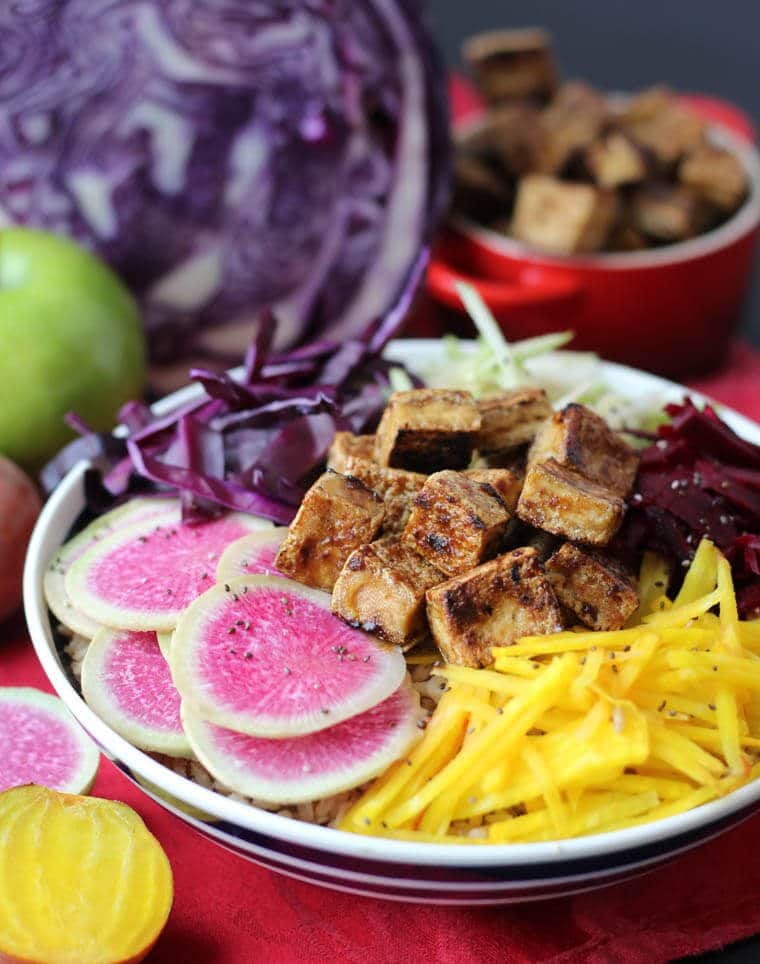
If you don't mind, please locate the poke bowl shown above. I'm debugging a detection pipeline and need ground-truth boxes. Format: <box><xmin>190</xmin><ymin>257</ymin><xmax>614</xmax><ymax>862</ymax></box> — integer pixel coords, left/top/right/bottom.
<box><xmin>23</xmin><ymin>338</ymin><xmax>760</xmax><ymax>905</ymax></box>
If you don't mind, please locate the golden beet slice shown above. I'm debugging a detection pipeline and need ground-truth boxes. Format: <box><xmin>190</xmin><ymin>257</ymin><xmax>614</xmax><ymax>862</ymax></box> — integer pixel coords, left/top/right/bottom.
<box><xmin>0</xmin><ymin>785</ymin><xmax>173</xmax><ymax>964</ymax></box>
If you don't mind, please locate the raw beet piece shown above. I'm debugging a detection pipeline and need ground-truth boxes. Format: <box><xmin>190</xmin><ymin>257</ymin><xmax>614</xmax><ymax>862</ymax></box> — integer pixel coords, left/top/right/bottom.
<box><xmin>618</xmin><ymin>398</ymin><xmax>760</xmax><ymax>615</ymax></box>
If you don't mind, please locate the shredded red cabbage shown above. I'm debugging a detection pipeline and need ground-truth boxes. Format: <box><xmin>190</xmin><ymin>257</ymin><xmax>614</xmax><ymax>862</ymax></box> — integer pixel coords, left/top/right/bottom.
<box><xmin>616</xmin><ymin>399</ymin><xmax>760</xmax><ymax>617</ymax></box>
<box><xmin>41</xmin><ymin>313</ymin><xmax>422</xmax><ymax>526</ymax></box>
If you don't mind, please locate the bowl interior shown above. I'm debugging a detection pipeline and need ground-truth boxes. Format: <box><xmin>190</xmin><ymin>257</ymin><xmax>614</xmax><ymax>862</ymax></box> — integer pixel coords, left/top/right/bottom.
<box><xmin>23</xmin><ymin>341</ymin><xmax>760</xmax><ymax>868</ymax></box>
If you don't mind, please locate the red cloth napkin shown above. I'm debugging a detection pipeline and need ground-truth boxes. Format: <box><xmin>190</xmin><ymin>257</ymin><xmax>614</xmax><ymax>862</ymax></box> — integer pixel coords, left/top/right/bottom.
<box><xmin>2</xmin><ymin>342</ymin><xmax>760</xmax><ymax>964</ymax></box>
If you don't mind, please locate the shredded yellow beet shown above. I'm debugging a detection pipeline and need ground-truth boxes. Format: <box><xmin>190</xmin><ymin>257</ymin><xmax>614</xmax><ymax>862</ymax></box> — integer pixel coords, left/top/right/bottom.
<box><xmin>341</xmin><ymin>540</ymin><xmax>760</xmax><ymax>844</ymax></box>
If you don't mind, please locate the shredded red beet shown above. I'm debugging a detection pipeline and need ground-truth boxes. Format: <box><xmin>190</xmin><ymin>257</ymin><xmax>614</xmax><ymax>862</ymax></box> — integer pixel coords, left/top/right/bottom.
<box><xmin>616</xmin><ymin>399</ymin><xmax>760</xmax><ymax>617</ymax></box>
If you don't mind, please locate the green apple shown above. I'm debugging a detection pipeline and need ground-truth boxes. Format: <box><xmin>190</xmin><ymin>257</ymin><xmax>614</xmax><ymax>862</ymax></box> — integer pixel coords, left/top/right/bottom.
<box><xmin>0</xmin><ymin>228</ymin><xmax>146</xmax><ymax>468</ymax></box>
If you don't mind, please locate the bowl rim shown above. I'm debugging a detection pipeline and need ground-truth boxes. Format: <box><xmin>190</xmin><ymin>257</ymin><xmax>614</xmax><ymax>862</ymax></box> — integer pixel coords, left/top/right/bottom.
<box><xmin>451</xmin><ymin>115</ymin><xmax>760</xmax><ymax>270</ymax></box>
<box><xmin>23</xmin><ymin>339</ymin><xmax>760</xmax><ymax>868</ymax></box>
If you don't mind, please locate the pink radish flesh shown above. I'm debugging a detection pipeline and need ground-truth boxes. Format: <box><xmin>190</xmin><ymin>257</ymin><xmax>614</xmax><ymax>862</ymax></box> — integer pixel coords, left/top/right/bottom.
<box><xmin>182</xmin><ymin>682</ymin><xmax>421</xmax><ymax>802</ymax></box>
<box><xmin>0</xmin><ymin>691</ymin><xmax>99</xmax><ymax>793</ymax></box>
<box><xmin>80</xmin><ymin>516</ymin><xmax>259</xmax><ymax>619</ymax></box>
<box><xmin>205</xmin><ymin>686</ymin><xmax>413</xmax><ymax>782</ymax></box>
<box><xmin>187</xmin><ymin>581</ymin><xmax>404</xmax><ymax>734</ymax></box>
<box><xmin>101</xmin><ymin>631</ymin><xmax>183</xmax><ymax>734</ymax></box>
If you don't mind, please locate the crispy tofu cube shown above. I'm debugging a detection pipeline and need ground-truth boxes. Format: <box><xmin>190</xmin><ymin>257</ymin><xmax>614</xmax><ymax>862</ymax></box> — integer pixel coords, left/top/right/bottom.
<box><xmin>546</xmin><ymin>542</ymin><xmax>639</xmax><ymax>631</ymax></box>
<box><xmin>332</xmin><ymin>537</ymin><xmax>444</xmax><ymax>649</ymax></box>
<box><xmin>586</xmin><ymin>132</ymin><xmax>648</xmax><ymax>189</ymax></box>
<box><xmin>275</xmin><ymin>471</ymin><xmax>384</xmax><ymax>592</ymax></box>
<box><xmin>629</xmin><ymin>182</ymin><xmax>712</xmax><ymax>242</ymax></box>
<box><xmin>374</xmin><ymin>389</ymin><xmax>480</xmax><ymax>473</ymax></box>
<box><xmin>511</xmin><ymin>175</ymin><xmax>617</xmax><ymax>255</ymax></box>
<box><xmin>464</xmin><ymin>469</ymin><xmax>523</xmax><ymax>512</ymax></box>
<box><xmin>426</xmin><ymin>547</ymin><xmax>563</xmax><ymax>667</ymax></box>
<box><xmin>503</xmin><ymin>519</ymin><xmax>562</xmax><ymax>561</ymax></box>
<box><xmin>452</xmin><ymin>153</ymin><xmax>513</xmax><ymax>223</ymax></box>
<box><xmin>341</xmin><ymin>456</ymin><xmax>426</xmax><ymax>536</ymax></box>
<box><xmin>608</xmin><ymin>222</ymin><xmax>649</xmax><ymax>252</ymax></box>
<box><xmin>623</xmin><ymin>95</ymin><xmax>706</xmax><ymax>167</ymax></box>
<box><xmin>462</xmin><ymin>28</ymin><xmax>558</xmax><ymax>105</ymax></box>
<box><xmin>679</xmin><ymin>143</ymin><xmax>748</xmax><ymax>212</ymax></box>
<box><xmin>517</xmin><ymin>459</ymin><xmax>625</xmax><ymax>546</ymax></box>
<box><xmin>472</xmin><ymin>448</ymin><xmax>528</xmax><ymax>476</ymax></box>
<box><xmin>402</xmin><ymin>470</ymin><xmax>510</xmax><ymax>577</ymax></box>
<box><xmin>476</xmin><ymin>388</ymin><xmax>553</xmax><ymax>454</ymax></box>
<box><xmin>460</xmin><ymin>104</ymin><xmax>546</xmax><ymax>179</ymax></box>
<box><xmin>536</xmin><ymin>81</ymin><xmax>609</xmax><ymax>174</ymax></box>
<box><xmin>529</xmin><ymin>403</ymin><xmax>639</xmax><ymax>498</ymax></box>
<box><xmin>619</xmin><ymin>86</ymin><xmax>673</xmax><ymax>125</ymax></box>
<box><xmin>326</xmin><ymin>433</ymin><xmax>376</xmax><ymax>473</ymax></box>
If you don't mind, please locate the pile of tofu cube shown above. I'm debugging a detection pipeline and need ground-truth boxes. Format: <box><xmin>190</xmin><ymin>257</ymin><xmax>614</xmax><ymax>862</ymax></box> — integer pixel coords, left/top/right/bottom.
<box><xmin>453</xmin><ymin>28</ymin><xmax>748</xmax><ymax>255</ymax></box>
<box><xmin>274</xmin><ymin>386</ymin><xmax>641</xmax><ymax>668</ymax></box>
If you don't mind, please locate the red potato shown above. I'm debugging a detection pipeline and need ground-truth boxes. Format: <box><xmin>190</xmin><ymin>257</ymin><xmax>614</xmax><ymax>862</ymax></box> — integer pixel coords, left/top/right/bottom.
<box><xmin>0</xmin><ymin>455</ymin><xmax>41</xmax><ymax>620</ymax></box>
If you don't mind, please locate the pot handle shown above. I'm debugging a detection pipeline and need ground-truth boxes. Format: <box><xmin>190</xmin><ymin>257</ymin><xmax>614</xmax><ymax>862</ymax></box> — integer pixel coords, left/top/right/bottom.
<box><xmin>426</xmin><ymin>253</ymin><xmax>582</xmax><ymax>313</ymax></box>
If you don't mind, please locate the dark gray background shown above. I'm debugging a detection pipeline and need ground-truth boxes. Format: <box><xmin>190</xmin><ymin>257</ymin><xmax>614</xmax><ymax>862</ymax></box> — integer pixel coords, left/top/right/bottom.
<box><xmin>428</xmin><ymin>0</ymin><xmax>760</xmax><ymax>349</ymax></box>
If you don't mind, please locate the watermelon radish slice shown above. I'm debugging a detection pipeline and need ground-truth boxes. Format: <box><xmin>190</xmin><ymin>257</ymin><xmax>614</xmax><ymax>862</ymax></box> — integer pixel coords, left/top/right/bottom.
<box><xmin>66</xmin><ymin>512</ymin><xmax>271</xmax><ymax>632</ymax></box>
<box><xmin>0</xmin><ymin>688</ymin><xmax>100</xmax><ymax>793</ymax></box>
<box><xmin>157</xmin><ymin>632</ymin><xmax>173</xmax><ymax>661</ymax></box>
<box><xmin>181</xmin><ymin>681</ymin><xmax>422</xmax><ymax>804</ymax></box>
<box><xmin>215</xmin><ymin>528</ymin><xmax>287</xmax><ymax>583</ymax></box>
<box><xmin>44</xmin><ymin>497</ymin><xmax>179</xmax><ymax>638</ymax></box>
<box><xmin>171</xmin><ymin>575</ymin><xmax>407</xmax><ymax>738</ymax></box>
<box><xmin>81</xmin><ymin>629</ymin><xmax>192</xmax><ymax>758</ymax></box>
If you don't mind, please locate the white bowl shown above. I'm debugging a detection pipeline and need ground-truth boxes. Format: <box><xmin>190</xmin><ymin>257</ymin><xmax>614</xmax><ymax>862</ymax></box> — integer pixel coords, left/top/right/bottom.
<box><xmin>23</xmin><ymin>340</ymin><xmax>760</xmax><ymax>905</ymax></box>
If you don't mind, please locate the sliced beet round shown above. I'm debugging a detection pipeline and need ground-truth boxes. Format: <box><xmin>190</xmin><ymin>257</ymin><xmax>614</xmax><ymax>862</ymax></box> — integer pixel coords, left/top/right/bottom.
<box><xmin>181</xmin><ymin>681</ymin><xmax>421</xmax><ymax>804</ymax></box>
<box><xmin>214</xmin><ymin>528</ymin><xmax>287</xmax><ymax>583</ymax></box>
<box><xmin>81</xmin><ymin>629</ymin><xmax>191</xmax><ymax>758</ymax></box>
<box><xmin>170</xmin><ymin>575</ymin><xmax>406</xmax><ymax>738</ymax></box>
<box><xmin>0</xmin><ymin>687</ymin><xmax>100</xmax><ymax>794</ymax></box>
<box><xmin>65</xmin><ymin>512</ymin><xmax>271</xmax><ymax>632</ymax></box>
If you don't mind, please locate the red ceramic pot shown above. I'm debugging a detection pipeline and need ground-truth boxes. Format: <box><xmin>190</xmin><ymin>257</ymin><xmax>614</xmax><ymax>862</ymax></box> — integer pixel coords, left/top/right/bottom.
<box><xmin>423</xmin><ymin>96</ymin><xmax>760</xmax><ymax>378</ymax></box>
